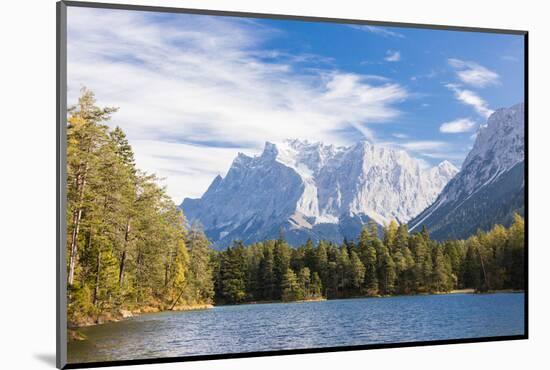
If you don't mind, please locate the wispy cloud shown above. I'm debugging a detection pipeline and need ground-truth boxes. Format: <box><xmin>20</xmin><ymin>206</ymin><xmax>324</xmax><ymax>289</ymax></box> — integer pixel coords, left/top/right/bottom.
<box><xmin>439</xmin><ymin>117</ymin><xmax>476</xmax><ymax>133</ymax></box>
<box><xmin>399</xmin><ymin>141</ymin><xmax>446</xmax><ymax>151</ymax></box>
<box><xmin>376</xmin><ymin>139</ymin><xmax>445</xmax><ymax>154</ymax></box>
<box><xmin>446</xmin><ymin>84</ymin><xmax>494</xmax><ymax>118</ymax></box>
<box><xmin>385</xmin><ymin>50</ymin><xmax>401</xmax><ymax>62</ymax></box>
<box><xmin>448</xmin><ymin>58</ymin><xmax>499</xmax><ymax>88</ymax></box>
<box><xmin>68</xmin><ymin>8</ymin><xmax>408</xmax><ymax>202</ymax></box>
<box><xmin>348</xmin><ymin>25</ymin><xmax>404</xmax><ymax>38</ymax></box>
<box><xmin>410</xmin><ymin>69</ymin><xmax>442</xmax><ymax>82</ymax></box>
<box><xmin>379</xmin><ymin>139</ymin><xmax>466</xmax><ymax>168</ymax></box>
<box><xmin>392</xmin><ymin>133</ymin><xmax>408</xmax><ymax>139</ymax></box>
<box><xmin>418</xmin><ymin>151</ymin><xmax>469</xmax><ymax>161</ymax></box>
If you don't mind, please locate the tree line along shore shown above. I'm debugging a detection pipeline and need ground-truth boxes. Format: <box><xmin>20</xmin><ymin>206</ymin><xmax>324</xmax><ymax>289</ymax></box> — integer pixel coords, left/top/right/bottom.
<box><xmin>66</xmin><ymin>88</ymin><xmax>525</xmax><ymax>331</ymax></box>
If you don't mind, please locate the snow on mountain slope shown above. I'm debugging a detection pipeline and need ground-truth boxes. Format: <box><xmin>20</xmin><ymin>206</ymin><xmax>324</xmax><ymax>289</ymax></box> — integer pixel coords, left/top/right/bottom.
<box><xmin>181</xmin><ymin>139</ymin><xmax>457</xmax><ymax>248</ymax></box>
<box><xmin>409</xmin><ymin>102</ymin><xmax>525</xmax><ymax>240</ymax></box>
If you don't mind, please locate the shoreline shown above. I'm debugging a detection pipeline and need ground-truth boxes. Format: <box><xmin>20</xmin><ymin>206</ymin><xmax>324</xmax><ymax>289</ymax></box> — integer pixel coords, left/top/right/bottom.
<box><xmin>213</xmin><ymin>289</ymin><xmax>524</xmax><ymax>307</ymax></box>
<box><xmin>68</xmin><ymin>303</ymin><xmax>214</xmax><ymax>334</ymax></box>
<box><xmin>69</xmin><ymin>289</ymin><xmax>524</xmax><ymax>340</ymax></box>
<box><xmin>226</xmin><ymin>297</ymin><xmax>327</xmax><ymax>306</ymax></box>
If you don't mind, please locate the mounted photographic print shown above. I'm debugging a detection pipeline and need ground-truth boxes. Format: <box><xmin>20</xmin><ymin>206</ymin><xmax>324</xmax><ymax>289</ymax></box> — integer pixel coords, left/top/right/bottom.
<box><xmin>57</xmin><ymin>1</ymin><xmax>528</xmax><ymax>368</ymax></box>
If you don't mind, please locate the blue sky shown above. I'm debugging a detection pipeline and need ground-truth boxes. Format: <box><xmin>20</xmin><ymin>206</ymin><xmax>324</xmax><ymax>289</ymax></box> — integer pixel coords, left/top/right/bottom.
<box><xmin>67</xmin><ymin>7</ymin><xmax>524</xmax><ymax>203</ymax></box>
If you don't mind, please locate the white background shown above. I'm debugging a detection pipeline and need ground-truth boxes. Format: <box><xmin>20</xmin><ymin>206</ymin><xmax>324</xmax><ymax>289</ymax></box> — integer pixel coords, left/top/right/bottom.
<box><xmin>1</xmin><ymin>0</ymin><xmax>548</xmax><ymax>369</ymax></box>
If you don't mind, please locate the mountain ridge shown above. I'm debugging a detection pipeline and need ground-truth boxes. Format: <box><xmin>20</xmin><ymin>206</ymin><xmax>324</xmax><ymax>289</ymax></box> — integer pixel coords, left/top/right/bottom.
<box><xmin>181</xmin><ymin>138</ymin><xmax>458</xmax><ymax>248</ymax></box>
<box><xmin>409</xmin><ymin>102</ymin><xmax>525</xmax><ymax>240</ymax></box>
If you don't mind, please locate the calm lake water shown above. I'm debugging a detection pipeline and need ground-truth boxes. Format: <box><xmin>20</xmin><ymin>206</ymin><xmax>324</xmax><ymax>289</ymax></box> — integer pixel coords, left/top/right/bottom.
<box><xmin>68</xmin><ymin>293</ymin><xmax>524</xmax><ymax>364</ymax></box>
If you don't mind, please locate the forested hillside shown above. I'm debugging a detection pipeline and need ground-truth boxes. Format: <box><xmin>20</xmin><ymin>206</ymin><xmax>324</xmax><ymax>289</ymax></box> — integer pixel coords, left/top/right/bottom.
<box><xmin>66</xmin><ymin>89</ymin><xmax>525</xmax><ymax>328</ymax></box>
<box><xmin>66</xmin><ymin>89</ymin><xmax>213</xmax><ymax>326</ymax></box>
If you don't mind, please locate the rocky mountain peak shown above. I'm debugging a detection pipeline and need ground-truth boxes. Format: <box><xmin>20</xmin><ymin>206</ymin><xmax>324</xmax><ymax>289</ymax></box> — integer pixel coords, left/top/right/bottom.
<box><xmin>182</xmin><ymin>138</ymin><xmax>458</xmax><ymax>248</ymax></box>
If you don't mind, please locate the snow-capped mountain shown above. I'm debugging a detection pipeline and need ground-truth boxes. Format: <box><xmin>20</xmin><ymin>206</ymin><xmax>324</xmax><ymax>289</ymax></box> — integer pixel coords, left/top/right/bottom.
<box><xmin>181</xmin><ymin>139</ymin><xmax>458</xmax><ymax>249</ymax></box>
<box><xmin>409</xmin><ymin>102</ymin><xmax>525</xmax><ymax>240</ymax></box>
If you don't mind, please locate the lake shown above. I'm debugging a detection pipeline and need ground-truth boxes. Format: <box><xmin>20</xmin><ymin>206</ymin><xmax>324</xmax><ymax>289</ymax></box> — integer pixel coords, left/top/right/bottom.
<box><xmin>68</xmin><ymin>293</ymin><xmax>525</xmax><ymax>364</ymax></box>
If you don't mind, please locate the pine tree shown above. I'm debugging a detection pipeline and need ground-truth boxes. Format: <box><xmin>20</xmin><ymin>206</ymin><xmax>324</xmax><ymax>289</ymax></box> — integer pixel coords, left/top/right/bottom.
<box><xmin>186</xmin><ymin>227</ymin><xmax>214</xmax><ymax>304</ymax></box>
<box><xmin>218</xmin><ymin>243</ymin><xmax>247</xmax><ymax>304</ymax></box>
<box><xmin>379</xmin><ymin>247</ymin><xmax>396</xmax><ymax>295</ymax></box>
<box><xmin>463</xmin><ymin>237</ymin><xmax>482</xmax><ymax>290</ymax></box>
<box><xmin>110</xmin><ymin>126</ymin><xmax>136</xmax><ymax>171</ymax></box>
<box><xmin>410</xmin><ymin>234</ymin><xmax>430</xmax><ymax>292</ymax></box>
<box><xmin>358</xmin><ymin>226</ymin><xmax>371</xmax><ymax>250</ymax></box>
<box><xmin>431</xmin><ymin>247</ymin><xmax>451</xmax><ymax>292</ymax></box>
<box><xmin>349</xmin><ymin>250</ymin><xmax>365</xmax><ymax>292</ymax></box>
<box><xmin>383</xmin><ymin>220</ymin><xmax>399</xmax><ymax>252</ymax></box>
<box><xmin>364</xmin><ymin>241</ymin><xmax>379</xmax><ymax>295</ymax></box>
<box><xmin>259</xmin><ymin>244</ymin><xmax>275</xmax><ymax>301</ymax></box>
<box><xmin>420</xmin><ymin>225</ymin><xmax>430</xmax><ymax>242</ymax></box>
<box><xmin>310</xmin><ymin>272</ymin><xmax>323</xmax><ymax>298</ymax></box>
<box><xmin>507</xmin><ymin>214</ymin><xmax>525</xmax><ymax>289</ymax></box>
<box><xmin>281</xmin><ymin>269</ymin><xmax>303</xmax><ymax>302</ymax></box>
<box><xmin>367</xmin><ymin>220</ymin><xmax>379</xmax><ymax>241</ymax></box>
<box><xmin>298</xmin><ymin>267</ymin><xmax>311</xmax><ymax>297</ymax></box>
<box><xmin>395</xmin><ymin>224</ymin><xmax>409</xmax><ymax>254</ymax></box>
<box><xmin>314</xmin><ymin>241</ymin><xmax>329</xmax><ymax>290</ymax></box>
<box><xmin>273</xmin><ymin>239</ymin><xmax>291</xmax><ymax>300</ymax></box>
<box><xmin>337</xmin><ymin>247</ymin><xmax>351</xmax><ymax>293</ymax></box>
<box><xmin>303</xmin><ymin>239</ymin><xmax>316</xmax><ymax>271</ymax></box>
<box><xmin>168</xmin><ymin>237</ymin><xmax>190</xmax><ymax>309</ymax></box>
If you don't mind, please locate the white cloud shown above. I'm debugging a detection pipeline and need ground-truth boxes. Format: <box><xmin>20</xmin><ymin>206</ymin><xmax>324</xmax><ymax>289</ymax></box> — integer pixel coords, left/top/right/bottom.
<box><xmin>446</xmin><ymin>84</ymin><xmax>494</xmax><ymax>118</ymax></box>
<box><xmin>385</xmin><ymin>50</ymin><xmax>401</xmax><ymax>62</ymax></box>
<box><xmin>418</xmin><ymin>152</ymin><xmax>468</xmax><ymax>161</ymax></box>
<box><xmin>377</xmin><ymin>140</ymin><xmax>465</xmax><ymax>168</ymax></box>
<box><xmin>378</xmin><ymin>139</ymin><xmax>442</xmax><ymax>153</ymax></box>
<box><xmin>399</xmin><ymin>141</ymin><xmax>446</xmax><ymax>151</ymax></box>
<box><xmin>392</xmin><ymin>133</ymin><xmax>408</xmax><ymax>139</ymax></box>
<box><xmin>416</xmin><ymin>158</ymin><xmax>431</xmax><ymax>170</ymax></box>
<box><xmin>439</xmin><ymin>118</ymin><xmax>476</xmax><ymax>133</ymax></box>
<box><xmin>348</xmin><ymin>25</ymin><xmax>404</xmax><ymax>38</ymax></box>
<box><xmin>448</xmin><ymin>58</ymin><xmax>499</xmax><ymax>88</ymax></box>
<box><xmin>132</xmin><ymin>140</ymin><xmax>258</xmax><ymax>199</ymax></box>
<box><xmin>68</xmin><ymin>8</ymin><xmax>408</xmax><ymax>202</ymax></box>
